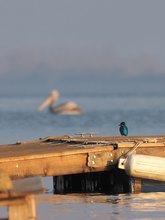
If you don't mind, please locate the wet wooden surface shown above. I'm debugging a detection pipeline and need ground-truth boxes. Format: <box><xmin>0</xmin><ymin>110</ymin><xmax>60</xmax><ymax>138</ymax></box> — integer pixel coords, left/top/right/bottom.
<box><xmin>0</xmin><ymin>135</ymin><xmax>165</xmax><ymax>178</ymax></box>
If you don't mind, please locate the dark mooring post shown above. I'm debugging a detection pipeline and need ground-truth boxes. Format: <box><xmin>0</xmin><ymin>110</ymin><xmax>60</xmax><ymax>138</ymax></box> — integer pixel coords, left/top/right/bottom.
<box><xmin>53</xmin><ymin>168</ymin><xmax>138</xmax><ymax>194</ymax></box>
<box><xmin>129</xmin><ymin>178</ymin><xmax>142</xmax><ymax>193</ymax></box>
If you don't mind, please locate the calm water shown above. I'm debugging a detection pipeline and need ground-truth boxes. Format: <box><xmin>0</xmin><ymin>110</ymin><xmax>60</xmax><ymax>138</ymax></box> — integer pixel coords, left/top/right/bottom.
<box><xmin>37</xmin><ymin>193</ymin><xmax>165</xmax><ymax>220</ymax></box>
<box><xmin>0</xmin><ymin>76</ymin><xmax>165</xmax><ymax>219</ymax></box>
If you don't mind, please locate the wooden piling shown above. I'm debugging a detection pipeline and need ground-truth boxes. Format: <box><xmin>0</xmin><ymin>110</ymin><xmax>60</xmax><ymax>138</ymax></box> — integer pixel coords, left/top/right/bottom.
<box><xmin>8</xmin><ymin>195</ymin><xmax>36</xmax><ymax>220</ymax></box>
<box><xmin>53</xmin><ymin>169</ymin><xmax>133</xmax><ymax>194</ymax></box>
<box><xmin>0</xmin><ymin>176</ymin><xmax>44</xmax><ymax>220</ymax></box>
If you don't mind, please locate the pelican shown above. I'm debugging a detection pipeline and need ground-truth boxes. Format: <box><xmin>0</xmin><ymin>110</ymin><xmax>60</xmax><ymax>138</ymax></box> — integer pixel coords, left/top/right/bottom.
<box><xmin>38</xmin><ymin>90</ymin><xmax>82</xmax><ymax>114</ymax></box>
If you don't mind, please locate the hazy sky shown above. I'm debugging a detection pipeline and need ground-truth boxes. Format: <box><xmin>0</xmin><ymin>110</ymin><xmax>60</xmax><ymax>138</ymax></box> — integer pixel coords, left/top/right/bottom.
<box><xmin>0</xmin><ymin>0</ymin><xmax>165</xmax><ymax>76</ymax></box>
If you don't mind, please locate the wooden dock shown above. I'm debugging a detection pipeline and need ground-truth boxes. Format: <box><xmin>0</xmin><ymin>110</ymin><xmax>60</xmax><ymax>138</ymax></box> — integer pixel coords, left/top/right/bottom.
<box><xmin>0</xmin><ymin>135</ymin><xmax>165</xmax><ymax>193</ymax></box>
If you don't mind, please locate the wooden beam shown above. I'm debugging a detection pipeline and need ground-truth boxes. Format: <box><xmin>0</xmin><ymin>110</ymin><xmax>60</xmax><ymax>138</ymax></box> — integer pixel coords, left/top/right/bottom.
<box><xmin>8</xmin><ymin>195</ymin><xmax>36</xmax><ymax>220</ymax></box>
<box><xmin>0</xmin><ymin>151</ymin><xmax>115</xmax><ymax>179</ymax></box>
<box><xmin>0</xmin><ymin>135</ymin><xmax>165</xmax><ymax>179</ymax></box>
<box><xmin>0</xmin><ymin>177</ymin><xmax>44</xmax><ymax>199</ymax></box>
<box><xmin>117</xmin><ymin>142</ymin><xmax>165</xmax><ymax>148</ymax></box>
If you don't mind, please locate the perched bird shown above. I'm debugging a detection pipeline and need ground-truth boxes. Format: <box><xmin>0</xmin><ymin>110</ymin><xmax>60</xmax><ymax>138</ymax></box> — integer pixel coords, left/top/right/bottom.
<box><xmin>119</xmin><ymin>122</ymin><xmax>128</xmax><ymax>136</ymax></box>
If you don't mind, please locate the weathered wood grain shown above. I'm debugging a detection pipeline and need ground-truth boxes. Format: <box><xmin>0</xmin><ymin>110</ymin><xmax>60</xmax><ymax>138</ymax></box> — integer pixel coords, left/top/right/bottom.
<box><xmin>0</xmin><ymin>135</ymin><xmax>164</xmax><ymax>179</ymax></box>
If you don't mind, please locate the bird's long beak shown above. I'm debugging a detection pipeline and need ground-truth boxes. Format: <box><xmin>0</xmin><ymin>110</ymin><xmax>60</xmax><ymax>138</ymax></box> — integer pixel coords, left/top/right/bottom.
<box><xmin>38</xmin><ymin>96</ymin><xmax>52</xmax><ymax>111</ymax></box>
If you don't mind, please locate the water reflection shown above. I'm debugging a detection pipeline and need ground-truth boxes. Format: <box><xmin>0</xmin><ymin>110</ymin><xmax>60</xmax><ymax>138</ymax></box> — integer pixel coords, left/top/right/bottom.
<box><xmin>37</xmin><ymin>192</ymin><xmax>165</xmax><ymax>220</ymax></box>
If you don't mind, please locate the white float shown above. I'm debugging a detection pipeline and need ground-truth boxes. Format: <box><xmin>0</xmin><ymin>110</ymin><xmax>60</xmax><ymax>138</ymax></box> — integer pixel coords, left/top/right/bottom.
<box><xmin>118</xmin><ymin>154</ymin><xmax>165</xmax><ymax>181</ymax></box>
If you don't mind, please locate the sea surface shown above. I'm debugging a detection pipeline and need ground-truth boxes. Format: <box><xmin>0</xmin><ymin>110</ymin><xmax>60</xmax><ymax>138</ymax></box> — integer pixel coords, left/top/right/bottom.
<box><xmin>0</xmin><ymin>75</ymin><xmax>165</xmax><ymax>219</ymax></box>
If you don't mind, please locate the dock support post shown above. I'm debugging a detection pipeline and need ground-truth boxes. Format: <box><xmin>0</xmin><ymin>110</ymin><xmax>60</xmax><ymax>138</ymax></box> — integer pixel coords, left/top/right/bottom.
<box><xmin>53</xmin><ymin>169</ymin><xmax>135</xmax><ymax>194</ymax></box>
<box><xmin>8</xmin><ymin>195</ymin><xmax>36</xmax><ymax>220</ymax></box>
<box><xmin>129</xmin><ymin>178</ymin><xmax>142</xmax><ymax>193</ymax></box>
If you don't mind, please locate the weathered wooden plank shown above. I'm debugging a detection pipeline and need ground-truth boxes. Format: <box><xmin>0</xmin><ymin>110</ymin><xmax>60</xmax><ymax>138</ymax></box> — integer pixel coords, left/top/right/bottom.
<box><xmin>0</xmin><ymin>177</ymin><xmax>44</xmax><ymax>198</ymax></box>
<box><xmin>117</xmin><ymin>142</ymin><xmax>165</xmax><ymax>148</ymax></box>
<box><xmin>0</xmin><ymin>135</ymin><xmax>165</xmax><ymax>179</ymax></box>
<box><xmin>1</xmin><ymin>146</ymin><xmax>164</xmax><ymax>179</ymax></box>
<box><xmin>0</xmin><ymin>135</ymin><xmax>165</xmax><ymax>158</ymax></box>
<box><xmin>0</xmin><ymin>143</ymin><xmax>114</xmax><ymax>161</ymax></box>
<box><xmin>0</xmin><ymin>197</ymin><xmax>26</xmax><ymax>206</ymax></box>
<box><xmin>0</xmin><ymin>152</ymin><xmax>114</xmax><ymax>179</ymax></box>
<box><xmin>42</xmin><ymin>135</ymin><xmax>165</xmax><ymax>142</ymax></box>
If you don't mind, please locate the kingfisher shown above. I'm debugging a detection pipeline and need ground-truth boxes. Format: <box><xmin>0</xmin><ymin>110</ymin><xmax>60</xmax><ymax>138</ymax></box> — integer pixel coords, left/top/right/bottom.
<box><xmin>119</xmin><ymin>122</ymin><xmax>128</xmax><ymax>136</ymax></box>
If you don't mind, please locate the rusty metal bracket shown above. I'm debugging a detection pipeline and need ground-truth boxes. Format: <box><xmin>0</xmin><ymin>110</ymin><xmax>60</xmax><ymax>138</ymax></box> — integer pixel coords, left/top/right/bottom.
<box><xmin>87</xmin><ymin>152</ymin><xmax>114</xmax><ymax>168</ymax></box>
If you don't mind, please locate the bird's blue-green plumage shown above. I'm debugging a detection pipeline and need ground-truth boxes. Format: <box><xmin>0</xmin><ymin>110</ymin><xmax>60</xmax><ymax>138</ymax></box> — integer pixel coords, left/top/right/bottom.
<box><xmin>119</xmin><ymin>122</ymin><xmax>128</xmax><ymax>136</ymax></box>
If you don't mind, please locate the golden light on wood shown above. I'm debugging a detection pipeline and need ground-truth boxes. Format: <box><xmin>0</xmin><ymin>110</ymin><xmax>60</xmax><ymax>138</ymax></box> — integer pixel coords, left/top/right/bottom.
<box><xmin>0</xmin><ymin>171</ymin><xmax>13</xmax><ymax>192</ymax></box>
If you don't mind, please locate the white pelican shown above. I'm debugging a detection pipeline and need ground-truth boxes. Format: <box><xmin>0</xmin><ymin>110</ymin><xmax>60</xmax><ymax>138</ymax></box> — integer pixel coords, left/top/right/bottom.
<box><xmin>38</xmin><ymin>90</ymin><xmax>82</xmax><ymax>114</ymax></box>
